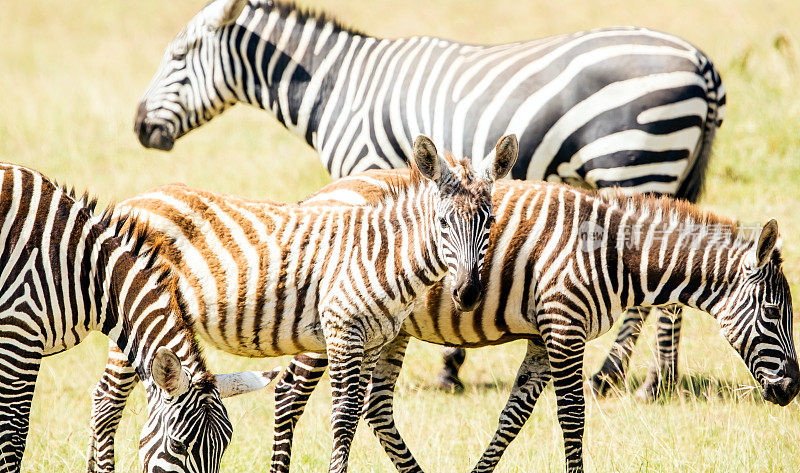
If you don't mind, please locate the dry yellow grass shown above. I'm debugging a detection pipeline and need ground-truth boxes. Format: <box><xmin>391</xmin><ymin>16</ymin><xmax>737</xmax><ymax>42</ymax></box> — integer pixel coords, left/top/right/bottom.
<box><xmin>1</xmin><ymin>0</ymin><xmax>799</xmax><ymax>471</ymax></box>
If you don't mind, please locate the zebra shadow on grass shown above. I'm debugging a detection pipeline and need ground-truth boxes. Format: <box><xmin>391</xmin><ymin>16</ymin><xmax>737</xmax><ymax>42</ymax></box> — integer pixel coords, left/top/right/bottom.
<box><xmin>618</xmin><ymin>373</ymin><xmax>765</xmax><ymax>404</ymax></box>
<box><xmin>410</xmin><ymin>373</ymin><xmax>766</xmax><ymax>404</ymax></box>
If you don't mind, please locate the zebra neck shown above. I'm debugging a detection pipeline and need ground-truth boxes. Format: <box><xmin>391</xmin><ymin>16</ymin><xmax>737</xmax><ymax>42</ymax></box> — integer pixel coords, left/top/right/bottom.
<box><xmin>379</xmin><ymin>186</ymin><xmax>446</xmax><ymax>298</ymax></box>
<box><xmin>613</xmin><ymin>210</ymin><xmax>748</xmax><ymax>314</ymax></box>
<box><xmin>84</xmin><ymin>224</ymin><xmax>208</xmax><ymax>388</ymax></box>
<box><xmin>230</xmin><ymin>5</ymin><xmax>363</xmax><ymax>147</ymax></box>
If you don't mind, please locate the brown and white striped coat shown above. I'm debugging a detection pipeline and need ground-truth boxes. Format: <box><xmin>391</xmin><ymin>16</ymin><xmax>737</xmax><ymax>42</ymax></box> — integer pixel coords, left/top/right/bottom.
<box><xmin>276</xmin><ymin>171</ymin><xmax>799</xmax><ymax>473</ymax></box>
<box><xmin>86</xmin><ymin>135</ymin><xmax>518</xmax><ymax>473</ymax></box>
<box><xmin>88</xmin><ymin>160</ymin><xmax>797</xmax><ymax>473</ymax></box>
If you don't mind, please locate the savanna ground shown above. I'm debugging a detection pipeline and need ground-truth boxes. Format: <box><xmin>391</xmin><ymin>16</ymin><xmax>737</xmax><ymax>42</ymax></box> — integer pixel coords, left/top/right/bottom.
<box><xmin>1</xmin><ymin>0</ymin><xmax>799</xmax><ymax>471</ymax></box>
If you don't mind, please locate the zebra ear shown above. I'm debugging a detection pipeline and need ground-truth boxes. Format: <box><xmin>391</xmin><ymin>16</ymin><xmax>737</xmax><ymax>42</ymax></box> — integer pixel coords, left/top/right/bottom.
<box><xmin>216</xmin><ymin>368</ymin><xmax>282</xmax><ymax>399</ymax></box>
<box><xmin>750</xmin><ymin>219</ymin><xmax>779</xmax><ymax>268</ymax></box>
<box><xmin>412</xmin><ymin>135</ymin><xmax>443</xmax><ymax>183</ymax></box>
<box><xmin>480</xmin><ymin>134</ymin><xmax>518</xmax><ymax>182</ymax></box>
<box><xmin>151</xmin><ymin>348</ymin><xmax>191</xmax><ymax>397</ymax></box>
<box><xmin>204</xmin><ymin>0</ymin><xmax>248</xmax><ymax>29</ymax></box>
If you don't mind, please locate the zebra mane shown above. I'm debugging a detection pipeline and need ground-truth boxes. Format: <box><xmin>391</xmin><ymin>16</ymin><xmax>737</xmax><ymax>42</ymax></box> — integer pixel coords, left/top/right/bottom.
<box><xmin>597</xmin><ymin>189</ymin><xmax>762</xmax><ymax>246</ymax></box>
<box><xmin>58</xmin><ymin>185</ymin><xmax>214</xmax><ymax>387</ymax></box>
<box><xmin>256</xmin><ymin>0</ymin><xmax>365</xmax><ymax>36</ymax></box>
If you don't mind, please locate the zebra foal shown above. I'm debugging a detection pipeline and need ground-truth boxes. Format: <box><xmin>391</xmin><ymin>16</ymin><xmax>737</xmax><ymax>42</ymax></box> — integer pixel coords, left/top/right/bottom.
<box><xmin>86</xmin><ymin>136</ymin><xmax>518</xmax><ymax>472</ymax></box>
<box><xmin>134</xmin><ymin>0</ymin><xmax>727</xmax><ymax>398</ymax></box>
<box><xmin>271</xmin><ymin>173</ymin><xmax>800</xmax><ymax>473</ymax></box>
<box><xmin>0</xmin><ymin>163</ymin><xmax>276</xmax><ymax>473</ymax></box>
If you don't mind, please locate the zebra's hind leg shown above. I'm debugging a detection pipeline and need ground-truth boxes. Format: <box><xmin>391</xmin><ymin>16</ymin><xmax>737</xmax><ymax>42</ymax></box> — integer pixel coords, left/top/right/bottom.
<box><xmin>587</xmin><ymin>307</ymin><xmax>649</xmax><ymax>395</ymax></box>
<box><xmin>635</xmin><ymin>305</ymin><xmax>683</xmax><ymax>402</ymax></box>
<box><xmin>327</xmin><ymin>333</ymin><xmax>381</xmax><ymax>473</ymax></box>
<box><xmin>362</xmin><ymin>334</ymin><xmax>424</xmax><ymax>473</ymax></box>
<box><xmin>270</xmin><ymin>353</ymin><xmax>329</xmax><ymax>473</ymax></box>
<box><xmin>471</xmin><ymin>338</ymin><xmax>551</xmax><ymax>473</ymax></box>
<box><xmin>435</xmin><ymin>347</ymin><xmax>466</xmax><ymax>391</ymax></box>
<box><xmin>0</xmin><ymin>332</ymin><xmax>42</xmax><ymax>473</ymax></box>
<box><xmin>87</xmin><ymin>341</ymin><xmax>139</xmax><ymax>473</ymax></box>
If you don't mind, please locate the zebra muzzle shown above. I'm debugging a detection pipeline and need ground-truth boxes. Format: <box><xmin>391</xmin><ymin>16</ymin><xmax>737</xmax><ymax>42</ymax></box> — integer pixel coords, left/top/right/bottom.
<box><xmin>452</xmin><ymin>278</ymin><xmax>484</xmax><ymax>312</ymax></box>
<box><xmin>761</xmin><ymin>362</ymin><xmax>800</xmax><ymax>406</ymax></box>
<box><xmin>135</xmin><ymin>102</ymin><xmax>175</xmax><ymax>151</ymax></box>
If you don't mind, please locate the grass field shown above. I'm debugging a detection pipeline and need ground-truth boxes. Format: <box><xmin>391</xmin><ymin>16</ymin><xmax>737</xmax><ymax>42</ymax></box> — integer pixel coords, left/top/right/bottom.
<box><xmin>1</xmin><ymin>0</ymin><xmax>800</xmax><ymax>471</ymax></box>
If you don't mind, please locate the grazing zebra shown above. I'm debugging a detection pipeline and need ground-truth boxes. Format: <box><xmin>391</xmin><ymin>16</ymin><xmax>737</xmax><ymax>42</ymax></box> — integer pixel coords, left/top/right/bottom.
<box><xmin>0</xmin><ymin>163</ymin><xmax>277</xmax><ymax>473</ymax></box>
<box><xmin>134</xmin><ymin>0</ymin><xmax>727</xmax><ymax>397</ymax></box>
<box><xmin>267</xmin><ymin>172</ymin><xmax>799</xmax><ymax>473</ymax></box>
<box><xmin>86</xmin><ymin>136</ymin><xmax>517</xmax><ymax>473</ymax></box>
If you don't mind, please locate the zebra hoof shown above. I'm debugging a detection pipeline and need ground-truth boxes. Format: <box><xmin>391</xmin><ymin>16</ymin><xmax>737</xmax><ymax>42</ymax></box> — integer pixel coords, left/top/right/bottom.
<box><xmin>587</xmin><ymin>372</ymin><xmax>621</xmax><ymax>396</ymax></box>
<box><xmin>435</xmin><ymin>372</ymin><xmax>465</xmax><ymax>392</ymax></box>
<box><xmin>634</xmin><ymin>381</ymin><xmax>659</xmax><ymax>403</ymax></box>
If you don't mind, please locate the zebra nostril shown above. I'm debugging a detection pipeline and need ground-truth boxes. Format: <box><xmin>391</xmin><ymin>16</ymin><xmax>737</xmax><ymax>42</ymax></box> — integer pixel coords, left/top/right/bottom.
<box><xmin>454</xmin><ymin>280</ymin><xmax>483</xmax><ymax>311</ymax></box>
<box><xmin>134</xmin><ymin>101</ymin><xmax>148</xmax><ymax>135</ymax></box>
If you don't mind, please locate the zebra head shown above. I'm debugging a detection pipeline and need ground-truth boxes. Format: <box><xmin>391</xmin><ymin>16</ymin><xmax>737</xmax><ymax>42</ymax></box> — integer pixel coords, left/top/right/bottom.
<box><xmin>139</xmin><ymin>348</ymin><xmax>281</xmax><ymax>472</ymax></box>
<box><xmin>714</xmin><ymin>220</ymin><xmax>799</xmax><ymax>406</ymax></box>
<box><xmin>412</xmin><ymin>135</ymin><xmax>518</xmax><ymax>312</ymax></box>
<box><xmin>135</xmin><ymin>0</ymin><xmax>249</xmax><ymax>151</ymax></box>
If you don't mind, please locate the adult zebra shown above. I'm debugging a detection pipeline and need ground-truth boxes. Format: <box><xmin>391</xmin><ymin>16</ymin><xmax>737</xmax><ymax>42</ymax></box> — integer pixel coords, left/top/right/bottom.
<box><xmin>0</xmin><ymin>163</ymin><xmax>277</xmax><ymax>473</ymax></box>
<box><xmin>134</xmin><ymin>0</ymin><xmax>726</xmax><ymax>396</ymax></box>
<box><xmin>86</xmin><ymin>136</ymin><xmax>517</xmax><ymax>473</ymax></box>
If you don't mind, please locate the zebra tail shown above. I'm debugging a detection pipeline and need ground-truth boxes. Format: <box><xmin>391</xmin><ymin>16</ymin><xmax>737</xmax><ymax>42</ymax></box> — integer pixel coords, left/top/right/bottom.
<box><xmin>674</xmin><ymin>55</ymin><xmax>726</xmax><ymax>204</ymax></box>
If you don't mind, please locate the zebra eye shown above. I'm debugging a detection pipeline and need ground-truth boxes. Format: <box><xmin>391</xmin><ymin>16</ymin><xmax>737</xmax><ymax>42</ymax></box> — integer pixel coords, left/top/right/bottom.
<box><xmin>486</xmin><ymin>215</ymin><xmax>496</xmax><ymax>227</ymax></box>
<box><xmin>169</xmin><ymin>437</ymin><xmax>188</xmax><ymax>456</ymax></box>
<box><xmin>439</xmin><ymin>217</ymin><xmax>448</xmax><ymax>228</ymax></box>
<box><xmin>763</xmin><ymin>304</ymin><xmax>781</xmax><ymax>320</ymax></box>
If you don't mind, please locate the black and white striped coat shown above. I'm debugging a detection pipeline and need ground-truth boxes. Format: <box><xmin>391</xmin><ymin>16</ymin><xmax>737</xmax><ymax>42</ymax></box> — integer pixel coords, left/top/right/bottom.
<box><xmin>136</xmin><ymin>0</ymin><xmax>724</xmax><ymax>197</ymax></box>
<box><xmin>134</xmin><ymin>0</ymin><xmax>727</xmax><ymax>397</ymax></box>
<box><xmin>0</xmin><ymin>163</ymin><xmax>276</xmax><ymax>473</ymax></box>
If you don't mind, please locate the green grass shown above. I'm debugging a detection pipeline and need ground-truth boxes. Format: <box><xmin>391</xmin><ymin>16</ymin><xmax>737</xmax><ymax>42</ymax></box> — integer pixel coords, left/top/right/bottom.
<box><xmin>1</xmin><ymin>0</ymin><xmax>800</xmax><ymax>472</ymax></box>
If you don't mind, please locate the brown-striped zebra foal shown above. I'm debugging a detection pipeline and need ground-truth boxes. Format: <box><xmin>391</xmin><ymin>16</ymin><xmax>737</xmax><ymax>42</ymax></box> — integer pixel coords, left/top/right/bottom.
<box><xmin>271</xmin><ymin>174</ymin><xmax>799</xmax><ymax>473</ymax></box>
<box><xmin>86</xmin><ymin>135</ymin><xmax>518</xmax><ymax>473</ymax></box>
<box><xmin>0</xmin><ymin>163</ymin><xmax>277</xmax><ymax>473</ymax></box>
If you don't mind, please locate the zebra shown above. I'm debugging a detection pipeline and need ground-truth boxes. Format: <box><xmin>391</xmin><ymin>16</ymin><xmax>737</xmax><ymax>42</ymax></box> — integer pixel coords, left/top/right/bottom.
<box><xmin>0</xmin><ymin>163</ymin><xmax>278</xmax><ymax>473</ymax></box>
<box><xmin>133</xmin><ymin>0</ymin><xmax>727</xmax><ymax>397</ymax></box>
<box><xmin>266</xmin><ymin>171</ymin><xmax>799</xmax><ymax>473</ymax></box>
<box><xmin>85</xmin><ymin>135</ymin><xmax>517</xmax><ymax>472</ymax></box>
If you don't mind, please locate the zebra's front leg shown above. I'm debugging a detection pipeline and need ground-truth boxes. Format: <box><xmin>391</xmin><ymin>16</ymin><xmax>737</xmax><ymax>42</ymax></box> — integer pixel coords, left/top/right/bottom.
<box><xmin>547</xmin><ymin>332</ymin><xmax>587</xmax><ymax>473</ymax></box>
<box><xmin>471</xmin><ymin>338</ymin><xmax>551</xmax><ymax>473</ymax></box>
<box><xmin>362</xmin><ymin>334</ymin><xmax>424</xmax><ymax>473</ymax></box>
<box><xmin>270</xmin><ymin>353</ymin><xmax>329</xmax><ymax>473</ymax></box>
<box><xmin>327</xmin><ymin>330</ymin><xmax>381</xmax><ymax>473</ymax></box>
<box><xmin>0</xmin><ymin>336</ymin><xmax>42</xmax><ymax>473</ymax></box>
<box><xmin>635</xmin><ymin>304</ymin><xmax>683</xmax><ymax>401</ymax></box>
<box><xmin>587</xmin><ymin>307</ymin><xmax>649</xmax><ymax>395</ymax></box>
<box><xmin>87</xmin><ymin>342</ymin><xmax>139</xmax><ymax>473</ymax></box>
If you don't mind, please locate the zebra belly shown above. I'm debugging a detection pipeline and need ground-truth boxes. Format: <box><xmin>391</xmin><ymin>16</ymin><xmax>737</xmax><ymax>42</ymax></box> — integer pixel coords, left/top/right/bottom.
<box><xmin>402</xmin><ymin>302</ymin><xmax>538</xmax><ymax>347</ymax></box>
<box><xmin>190</xmin><ymin>303</ymin><xmax>327</xmax><ymax>358</ymax></box>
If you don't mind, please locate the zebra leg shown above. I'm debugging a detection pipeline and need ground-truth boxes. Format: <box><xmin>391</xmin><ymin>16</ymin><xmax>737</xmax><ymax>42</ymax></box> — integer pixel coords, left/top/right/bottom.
<box><xmin>435</xmin><ymin>347</ymin><xmax>466</xmax><ymax>391</ymax></box>
<box><xmin>327</xmin><ymin>337</ymin><xmax>381</xmax><ymax>473</ymax></box>
<box><xmin>87</xmin><ymin>341</ymin><xmax>139</xmax><ymax>473</ymax></box>
<box><xmin>0</xmin><ymin>335</ymin><xmax>42</xmax><ymax>473</ymax></box>
<box><xmin>471</xmin><ymin>338</ymin><xmax>551</xmax><ymax>473</ymax></box>
<box><xmin>587</xmin><ymin>307</ymin><xmax>649</xmax><ymax>395</ymax></box>
<box><xmin>635</xmin><ymin>304</ymin><xmax>683</xmax><ymax>401</ymax></box>
<box><xmin>270</xmin><ymin>353</ymin><xmax>329</xmax><ymax>473</ymax></box>
<box><xmin>362</xmin><ymin>334</ymin><xmax>424</xmax><ymax>473</ymax></box>
<box><xmin>546</xmin><ymin>332</ymin><xmax>587</xmax><ymax>473</ymax></box>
